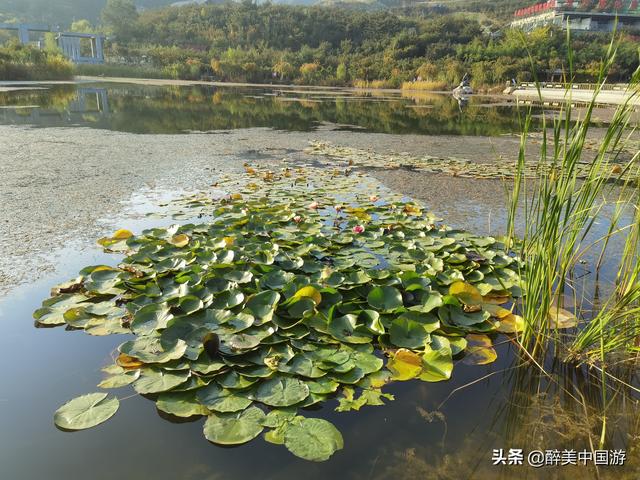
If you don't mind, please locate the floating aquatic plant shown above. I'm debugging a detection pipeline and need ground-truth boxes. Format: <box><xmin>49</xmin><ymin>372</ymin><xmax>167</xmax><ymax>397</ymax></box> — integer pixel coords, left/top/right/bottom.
<box><xmin>38</xmin><ymin>165</ymin><xmax>523</xmax><ymax>461</ymax></box>
<box><xmin>307</xmin><ymin>141</ymin><xmax>638</xmax><ymax>184</ymax></box>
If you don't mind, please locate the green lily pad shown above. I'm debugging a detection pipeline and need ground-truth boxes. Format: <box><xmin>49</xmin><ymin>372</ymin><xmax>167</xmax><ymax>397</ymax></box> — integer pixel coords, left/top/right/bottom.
<box><xmin>328</xmin><ymin>314</ymin><xmax>373</xmax><ymax>344</ymax></box>
<box><xmin>252</xmin><ymin>377</ymin><xmax>310</xmax><ymax>407</ymax></box>
<box><xmin>54</xmin><ymin>393</ymin><xmax>119</xmax><ymax>430</ymax></box>
<box><xmin>133</xmin><ymin>368</ymin><xmax>190</xmax><ymax>394</ymax></box>
<box><xmin>419</xmin><ymin>336</ymin><xmax>453</xmax><ymax>382</ymax></box>
<box><xmin>131</xmin><ymin>304</ymin><xmax>173</xmax><ymax>335</ymax></box>
<box><xmin>203</xmin><ymin>406</ymin><xmax>266</xmax><ymax>445</ymax></box>
<box><xmin>98</xmin><ymin>369</ymin><xmax>140</xmax><ymax>389</ymax></box>
<box><xmin>283</xmin><ymin>417</ymin><xmax>344</xmax><ymax>461</ymax></box>
<box><xmin>120</xmin><ymin>336</ymin><xmax>188</xmax><ymax>364</ymax></box>
<box><xmin>389</xmin><ymin>317</ymin><xmax>430</xmax><ymax>349</ymax></box>
<box><xmin>156</xmin><ymin>391</ymin><xmax>210</xmax><ymax>417</ymax></box>
<box><xmin>196</xmin><ymin>383</ymin><xmax>253</xmax><ymax>412</ymax></box>
<box><xmin>367</xmin><ymin>286</ymin><xmax>404</xmax><ymax>312</ymax></box>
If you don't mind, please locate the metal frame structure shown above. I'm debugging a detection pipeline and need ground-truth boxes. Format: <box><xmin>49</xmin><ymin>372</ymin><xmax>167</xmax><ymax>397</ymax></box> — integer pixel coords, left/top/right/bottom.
<box><xmin>0</xmin><ymin>23</ymin><xmax>105</xmax><ymax>64</ymax></box>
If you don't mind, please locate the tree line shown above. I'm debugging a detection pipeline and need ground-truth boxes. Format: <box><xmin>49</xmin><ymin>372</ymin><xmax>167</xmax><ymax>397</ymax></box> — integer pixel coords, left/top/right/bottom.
<box><xmin>95</xmin><ymin>0</ymin><xmax>639</xmax><ymax>88</ymax></box>
<box><xmin>1</xmin><ymin>0</ymin><xmax>638</xmax><ymax>86</ymax></box>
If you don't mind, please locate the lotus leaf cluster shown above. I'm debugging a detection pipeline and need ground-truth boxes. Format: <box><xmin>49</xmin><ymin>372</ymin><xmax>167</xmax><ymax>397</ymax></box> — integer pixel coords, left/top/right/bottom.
<box><xmin>38</xmin><ymin>165</ymin><xmax>523</xmax><ymax>461</ymax></box>
<box><xmin>307</xmin><ymin>141</ymin><xmax>637</xmax><ymax>184</ymax></box>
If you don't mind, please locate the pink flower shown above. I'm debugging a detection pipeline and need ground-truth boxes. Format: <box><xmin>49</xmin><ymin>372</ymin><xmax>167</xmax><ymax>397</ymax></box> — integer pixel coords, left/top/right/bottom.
<box><xmin>369</xmin><ymin>195</ymin><xmax>379</xmax><ymax>202</ymax></box>
<box><xmin>352</xmin><ymin>225</ymin><xmax>365</xmax><ymax>234</ymax></box>
<box><xmin>293</xmin><ymin>215</ymin><xmax>303</xmax><ymax>224</ymax></box>
<box><xmin>308</xmin><ymin>201</ymin><xmax>319</xmax><ymax>210</ymax></box>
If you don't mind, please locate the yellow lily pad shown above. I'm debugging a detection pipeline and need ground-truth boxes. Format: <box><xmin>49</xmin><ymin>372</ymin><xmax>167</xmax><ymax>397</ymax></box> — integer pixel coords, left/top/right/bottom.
<box><xmin>449</xmin><ymin>281</ymin><xmax>482</xmax><ymax>306</ymax></box>
<box><xmin>548</xmin><ymin>305</ymin><xmax>578</xmax><ymax>329</ymax></box>
<box><xmin>387</xmin><ymin>349</ymin><xmax>422</xmax><ymax>381</ymax></box>
<box><xmin>496</xmin><ymin>313</ymin><xmax>525</xmax><ymax>333</ymax></box>
<box><xmin>170</xmin><ymin>234</ymin><xmax>190</xmax><ymax>248</ymax></box>
<box><xmin>463</xmin><ymin>334</ymin><xmax>497</xmax><ymax>365</ymax></box>
<box><xmin>293</xmin><ymin>286</ymin><xmax>322</xmax><ymax>305</ymax></box>
<box><xmin>113</xmin><ymin>229</ymin><xmax>133</xmax><ymax>240</ymax></box>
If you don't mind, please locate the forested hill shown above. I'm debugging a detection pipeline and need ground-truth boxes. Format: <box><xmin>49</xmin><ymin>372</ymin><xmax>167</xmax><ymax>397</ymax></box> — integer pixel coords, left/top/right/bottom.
<box><xmin>0</xmin><ymin>0</ymin><xmax>176</xmax><ymax>25</ymax></box>
<box><xmin>0</xmin><ymin>0</ymin><xmax>538</xmax><ymax>27</ymax></box>
<box><xmin>94</xmin><ymin>1</ymin><xmax>638</xmax><ymax>89</ymax></box>
<box><xmin>1</xmin><ymin>0</ymin><xmax>637</xmax><ymax>88</ymax></box>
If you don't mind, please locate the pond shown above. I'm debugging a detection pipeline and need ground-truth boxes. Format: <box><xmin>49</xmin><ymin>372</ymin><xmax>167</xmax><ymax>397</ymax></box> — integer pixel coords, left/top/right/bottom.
<box><xmin>0</xmin><ymin>82</ymin><xmax>544</xmax><ymax>135</ymax></box>
<box><xmin>0</xmin><ymin>81</ymin><xmax>637</xmax><ymax>480</ymax></box>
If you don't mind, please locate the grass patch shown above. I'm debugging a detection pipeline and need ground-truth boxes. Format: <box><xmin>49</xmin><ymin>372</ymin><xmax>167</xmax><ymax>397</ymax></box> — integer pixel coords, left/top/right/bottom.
<box><xmin>401</xmin><ymin>80</ymin><xmax>449</xmax><ymax>91</ymax></box>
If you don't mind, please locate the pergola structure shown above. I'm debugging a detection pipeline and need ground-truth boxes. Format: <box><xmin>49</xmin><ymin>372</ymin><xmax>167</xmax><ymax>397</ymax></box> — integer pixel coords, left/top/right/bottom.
<box><xmin>0</xmin><ymin>23</ymin><xmax>105</xmax><ymax>64</ymax></box>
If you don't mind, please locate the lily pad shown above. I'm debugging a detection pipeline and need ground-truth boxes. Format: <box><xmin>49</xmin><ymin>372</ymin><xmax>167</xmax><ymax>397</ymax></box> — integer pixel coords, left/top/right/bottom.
<box><xmin>328</xmin><ymin>315</ymin><xmax>373</xmax><ymax>344</ymax></box>
<box><xmin>196</xmin><ymin>383</ymin><xmax>253</xmax><ymax>413</ymax></box>
<box><xmin>389</xmin><ymin>317</ymin><xmax>430</xmax><ymax>349</ymax></box>
<box><xmin>252</xmin><ymin>377</ymin><xmax>309</xmax><ymax>407</ymax></box>
<box><xmin>419</xmin><ymin>336</ymin><xmax>453</xmax><ymax>382</ymax></box>
<box><xmin>367</xmin><ymin>286</ymin><xmax>403</xmax><ymax>312</ymax></box>
<box><xmin>463</xmin><ymin>334</ymin><xmax>498</xmax><ymax>365</ymax></box>
<box><xmin>133</xmin><ymin>368</ymin><xmax>190</xmax><ymax>394</ymax></box>
<box><xmin>283</xmin><ymin>417</ymin><xmax>344</xmax><ymax>461</ymax></box>
<box><xmin>54</xmin><ymin>393</ymin><xmax>119</xmax><ymax>430</ymax></box>
<box><xmin>387</xmin><ymin>349</ymin><xmax>422</xmax><ymax>381</ymax></box>
<box><xmin>203</xmin><ymin>406</ymin><xmax>266</xmax><ymax>445</ymax></box>
<box><xmin>156</xmin><ymin>391</ymin><xmax>210</xmax><ymax>417</ymax></box>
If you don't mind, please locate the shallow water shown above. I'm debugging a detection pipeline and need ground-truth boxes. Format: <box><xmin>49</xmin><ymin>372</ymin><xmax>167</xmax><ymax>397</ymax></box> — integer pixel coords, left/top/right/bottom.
<box><xmin>0</xmin><ymin>184</ymin><xmax>635</xmax><ymax>480</ymax></box>
<box><xmin>0</xmin><ymin>83</ymin><xmax>637</xmax><ymax>479</ymax></box>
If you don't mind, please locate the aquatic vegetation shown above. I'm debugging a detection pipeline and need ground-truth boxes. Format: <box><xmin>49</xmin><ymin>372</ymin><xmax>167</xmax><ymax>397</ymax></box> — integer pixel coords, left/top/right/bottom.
<box><xmin>307</xmin><ymin>141</ymin><xmax>638</xmax><ymax>184</ymax></box>
<box><xmin>37</xmin><ymin>165</ymin><xmax>523</xmax><ymax>461</ymax></box>
<box><xmin>501</xmin><ymin>34</ymin><xmax>640</xmax><ymax>455</ymax></box>
<box><xmin>506</xmin><ymin>47</ymin><xmax>640</xmax><ymax>361</ymax></box>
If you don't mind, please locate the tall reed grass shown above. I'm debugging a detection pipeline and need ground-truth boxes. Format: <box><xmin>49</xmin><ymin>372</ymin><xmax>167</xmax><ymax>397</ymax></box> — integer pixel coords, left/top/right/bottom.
<box><xmin>506</xmin><ymin>29</ymin><xmax>640</xmax><ymax>361</ymax></box>
<box><xmin>505</xmin><ymin>27</ymin><xmax>639</xmax><ymax>449</ymax></box>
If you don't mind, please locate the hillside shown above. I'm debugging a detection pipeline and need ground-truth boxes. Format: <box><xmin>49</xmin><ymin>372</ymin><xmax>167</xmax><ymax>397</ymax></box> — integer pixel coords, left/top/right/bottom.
<box><xmin>0</xmin><ymin>0</ymin><xmax>177</xmax><ymax>26</ymax></box>
<box><xmin>0</xmin><ymin>0</ymin><xmax>539</xmax><ymax>26</ymax></box>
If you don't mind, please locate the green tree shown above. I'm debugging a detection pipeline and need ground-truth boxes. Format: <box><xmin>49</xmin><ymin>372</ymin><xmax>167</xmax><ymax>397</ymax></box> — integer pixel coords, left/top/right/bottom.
<box><xmin>43</xmin><ymin>33</ymin><xmax>60</xmax><ymax>54</ymax></box>
<box><xmin>416</xmin><ymin>62</ymin><xmax>437</xmax><ymax>81</ymax></box>
<box><xmin>101</xmin><ymin>0</ymin><xmax>139</xmax><ymax>40</ymax></box>
<box><xmin>336</xmin><ymin>62</ymin><xmax>348</xmax><ymax>82</ymax></box>
<box><xmin>70</xmin><ymin>19</ymin><xmax>95</xmax><ymax>33</ymax></box>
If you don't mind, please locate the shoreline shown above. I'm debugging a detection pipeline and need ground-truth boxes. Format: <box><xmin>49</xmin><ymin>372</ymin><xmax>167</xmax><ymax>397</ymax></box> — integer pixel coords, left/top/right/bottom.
<box><xmin>1</xmin><ymin>76</ymin><xmax>635</xmax><ymax>107</ymax></box>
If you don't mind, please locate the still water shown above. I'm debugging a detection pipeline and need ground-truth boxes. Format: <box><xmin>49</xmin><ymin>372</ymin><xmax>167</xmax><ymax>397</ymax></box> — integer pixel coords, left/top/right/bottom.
<box><xmin>0</xmin><ymin>82</ymin><xmax>540</xmax><ymax>136</ymax></box>
<box><xmin>0</xmin><ymin>82</ymin><xmax>636</xmax><ymax>480</ymax></box>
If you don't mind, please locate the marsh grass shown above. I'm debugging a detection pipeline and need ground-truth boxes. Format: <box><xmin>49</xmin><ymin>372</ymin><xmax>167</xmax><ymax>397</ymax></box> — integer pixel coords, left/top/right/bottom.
<box><xmin>507</xmin><ymin>28</ymin><xmax>640</xmax><ymax>363</ymax></box>
<box><xmin>401</xmin><ymin>80</ymin><xmax>449</xmax><ymax>92</ymax></box>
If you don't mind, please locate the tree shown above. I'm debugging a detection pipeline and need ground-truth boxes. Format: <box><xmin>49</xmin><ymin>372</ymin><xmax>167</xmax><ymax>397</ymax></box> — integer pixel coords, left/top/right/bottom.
<box><xmin>416</xmin><ymin>62</ymin><xmax>437</xmax><ymax>81</ymax></box>
<box><xmin>336</xmin><ymin>62</ymin><xmax>348</xmax><ymax>82</ymax></box>
<box><xmin>43</xmin><ymin>33</ymin><xmax>60</xmax><ymax>54</ymax></box>
<box><xmin>101</xmin><ymin>0</ymin><xmax>139</xmax><ymax>40</ymax></box>
<box><xmin>299</xmin><ymin>62</ymin><xmax>320</xmax><ymax>83</ymax></box>
<box><xmin>70</xmin><ymin>19</ymin><xmax>95</xmax><ymax>33</ymax></box>
<box><xmin>273</xmin><ymin>60</ymin><xmax>295</xmax><ymax>81</ymax></box>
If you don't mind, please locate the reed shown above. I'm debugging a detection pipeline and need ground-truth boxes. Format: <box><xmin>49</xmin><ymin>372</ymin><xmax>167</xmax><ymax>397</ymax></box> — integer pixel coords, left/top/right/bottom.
<box><xmin>400</xmin><ymin>80</ymin><xmax>449</xmax><ymax>91</ymax></box>
<box><xmin>507</xmin><ymin>28</ymin><xmax>640</xmax><ymax>361</ymax></box>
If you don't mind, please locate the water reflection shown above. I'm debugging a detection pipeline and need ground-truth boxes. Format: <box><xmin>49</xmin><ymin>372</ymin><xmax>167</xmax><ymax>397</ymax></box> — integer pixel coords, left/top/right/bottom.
<box><xmin>0</xmin><ymin>83</ymin><xmax>542</xmax><ymax>136</ymax></box>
